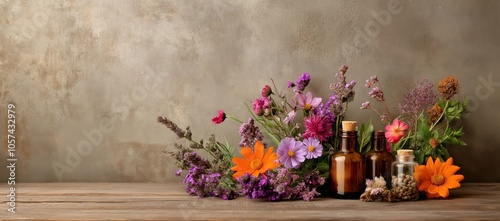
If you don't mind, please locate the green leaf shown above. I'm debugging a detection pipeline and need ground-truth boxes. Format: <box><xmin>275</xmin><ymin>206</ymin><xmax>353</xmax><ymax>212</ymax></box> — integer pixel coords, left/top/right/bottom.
<box><xmin>441</xmin><ymin>147</ymin><xmax>450</xmax><ymax>160</ymax></box>
<box><xmin>414</xmin><ymin>150</ymin><xmax>425</xmax><ymax>164</ymax></box>
<box><xmin>316</xmin><ymin>162</ymin><xmax>330</xmax><ymax>175</ymax></box>
<box><xmin>264</xmin><ymin>131</ymin><xmax>281</xmax><ymax>146</ymax></box>
<box><xmin>357</xmin><ymin>119</ymin><xmax>374</xmax><ymax>154</ymax></box>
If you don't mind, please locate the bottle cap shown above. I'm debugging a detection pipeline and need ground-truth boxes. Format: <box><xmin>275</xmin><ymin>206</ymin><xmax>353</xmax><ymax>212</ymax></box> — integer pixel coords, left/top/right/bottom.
<box><xmin>342</xmin><ymin>121</ymin><xmax>357</xmax><ymax>132</ymax></box>
<box><xmin>397</xmin><ymin>149</ymin><xmax>414</xmax><ymax>156</ymax></box>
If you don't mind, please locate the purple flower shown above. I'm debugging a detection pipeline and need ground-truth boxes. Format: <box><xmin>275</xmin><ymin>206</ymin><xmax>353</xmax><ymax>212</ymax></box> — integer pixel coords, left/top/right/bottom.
<box><xmin>283</xmin><ymin>110</ymin><xmax>296</xmax><ymax>124</ymax></box>
<box><xmin>398</xmin><ymin>78</ymin><xmax>438</xmax><ymax>126</ymax></box>
<box><xmin>303</xmin><ymin>115</ymin><xmax>333</xmax><ymax>142</ymax></box>
<box><xmin>330</xmin><ymin>65</ymin><xmax>356</xmax><ymax>104</ymax></box>
<box><xmin>295</xmin><ymin>92</ymin><xmax>322</xmax><ymax>111</ymax></box>
<box><xmin>369</xmin><ymin>87</ymin><xmax>384</xmax><ymax>102</ymax></box>
<box><xmin>360</xmin><ymin>101</ymin><xmax>371</xmax><ymax>109</ymax></box>
<box><xmin>296</xmin><ymin>72</ymin><xmax>311</xmax><ymax>92</ymax></box>
<box><xmin>302</xmin><ymin>138</ymin><xmax>323</xmax><ymax>159</ymax></box>
<box><xmin>277</xmin><ymin>137</ymin><xmax>306</xmax><ymax>168</ymax></box>
<box><xmin>236</xmin><ymin>168</ymin><xmax>324</xmax><ymax>201</ymax></box>
<box><xmin>314</xmin><ymin>103</ymin><xmax>336</xmax><ymax>125</ymax></box>
<box><xmin>287</xmin><ymin>81</ymin><xmax>296</xmax><ymax>88</ymax></box>
<box><xmin>239</xmin><ymin>118</ymin><xmax>264</xmax><ymax>148</ymax></box>
<box><xmin>175</xmin><ymin>169</ymin><xmax>182</xmax><ymax>176</ymax></box>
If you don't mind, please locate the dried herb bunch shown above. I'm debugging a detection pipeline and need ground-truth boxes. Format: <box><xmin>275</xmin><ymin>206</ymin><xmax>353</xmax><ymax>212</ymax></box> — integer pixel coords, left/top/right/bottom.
<box><xmin>157</xmin><ymin>116</ymin><xmax>237</xmax><ymax>199</ymax></box>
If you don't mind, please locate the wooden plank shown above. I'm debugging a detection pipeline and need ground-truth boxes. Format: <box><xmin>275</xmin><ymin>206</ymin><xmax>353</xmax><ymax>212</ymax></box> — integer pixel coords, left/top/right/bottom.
<box><xmin>0</xmin><ymin>183</ymin><xmax>499</xmax><ymax>220</ymax></box>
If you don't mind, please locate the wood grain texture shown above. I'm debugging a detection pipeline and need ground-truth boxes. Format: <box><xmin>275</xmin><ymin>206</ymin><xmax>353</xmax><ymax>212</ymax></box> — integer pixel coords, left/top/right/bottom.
<box><xmin>0</xmin><ymin>183</ymin><xmax>499</xmax><ymax>220</ymax></box>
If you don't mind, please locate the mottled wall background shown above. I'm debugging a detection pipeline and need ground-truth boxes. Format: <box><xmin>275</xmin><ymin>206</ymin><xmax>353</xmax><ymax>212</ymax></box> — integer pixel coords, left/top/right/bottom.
<box><xmin>0</xmin><ymin>0</ymin><xmax>499</xmax><ymax>182</ymax></box>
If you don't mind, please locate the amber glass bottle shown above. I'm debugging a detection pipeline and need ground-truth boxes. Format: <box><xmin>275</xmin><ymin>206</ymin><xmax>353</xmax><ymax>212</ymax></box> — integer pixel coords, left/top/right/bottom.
<box><xmin>365</xmin><ymin>130</ymin><xmax>395</xmax><ymax>185</ymax></box>
<box><xmin>330</xmin><ymin>121</ymin><xmax>365</xmax><ymax>199</ymax></box>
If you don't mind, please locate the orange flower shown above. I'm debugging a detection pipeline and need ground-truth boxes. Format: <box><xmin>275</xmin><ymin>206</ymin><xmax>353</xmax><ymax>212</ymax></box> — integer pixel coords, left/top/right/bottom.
<box><xmin>231</xmin><ymin>141</ymin><xmax>280</xmax><ymax>179</ymax></box>
<box><xmin>418</xmin><ymin>157</ymin><xmax>464</xmax><ymax>198</ymax></box>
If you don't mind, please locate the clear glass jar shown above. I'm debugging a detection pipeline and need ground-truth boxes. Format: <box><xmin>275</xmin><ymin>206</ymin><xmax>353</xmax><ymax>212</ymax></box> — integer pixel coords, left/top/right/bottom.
<box><xmin>391</xmin><ymin>149</ymin><xmax>419</xmax><ymax>201</ymax></box>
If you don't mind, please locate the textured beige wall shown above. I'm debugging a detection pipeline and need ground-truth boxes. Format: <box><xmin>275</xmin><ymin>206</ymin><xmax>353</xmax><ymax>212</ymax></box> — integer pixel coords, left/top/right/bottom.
<box><xmin>0</xmin><ymin>0</ymin><xmax>499</xmax><ymax>182</ymax></box>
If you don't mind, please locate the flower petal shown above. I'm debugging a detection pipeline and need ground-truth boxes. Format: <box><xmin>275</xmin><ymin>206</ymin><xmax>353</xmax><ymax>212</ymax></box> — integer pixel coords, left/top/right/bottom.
<box><xmin>295</xmin><ymin>93</ymin><xmax>305</xmax><ymax>106</ymax></box>
<box><xmin>250</xmin><ymin>169</ymin><xmax>260</xmax><ymax>177</ymax></box>
<box><xmin>443</xmin><ymin>175</ymin><xmax>462</xmax><ymax>189</ymax></box>
<box><xmin>418</xmin><ymin>165</ymin><xmax>431</xmax><ymax>181</ymax></box>
<box><xmin>310</xmin><ymin>97</ymin><xmax>322</xmax><ymax>107</ymax></box>
<box><xmin>419</xmin><ymin>180</ymin><xmax>432</xmax><ymax>191</ymax></box>
<box><xmin>254</xmin><ymin>141</ymin><xmax>264</xmax><ymax>160</ymax></box>
<box><xmin>261</xmin><ymin>146</ymin><xmax>274</xmax><ymax>163</ymax></box>
<box><xmin>443</xmin><ymin>165</ymin><xmax>461</xmax><ymax>178</ymax></box>
<box><xmin>427</xmin><ymin>157</ymin><xmax>437</xmax><ymax>175</ymax></box>
<box><xmin>438</xmin><ymin>185</ymin><xmax>450</xmax><ymax>198</ymax></box>
<box><xmin>435</xmin><ymin>157</ymin><xmax>443</xmax><ymax>174</ymax></box>
<box><xmin>427</xmin><ymin>184</ymin><xmax>439</xmax><ymax>194</ymax></box>
<box><xmin>260</xmin><ymin>161</ymin><xmax>280</xmax><ymax>172</ymax></box>
<box><xmin>241</xmin><ymin>147</ymin><xmax>255</xmax><ymax>161</ymax></box>
<box><xmin>232</xmin><ymin>158</ymin><xmax>250</xmax><ymax>170</ymax></box>
<box><xmin>233</xmin><ymin>171</ymin><xmax>248</xmax><ymax>179</ymax></box>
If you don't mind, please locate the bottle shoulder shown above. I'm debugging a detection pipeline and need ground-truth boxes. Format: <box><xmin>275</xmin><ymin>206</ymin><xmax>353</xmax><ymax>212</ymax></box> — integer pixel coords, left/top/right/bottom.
<box><xmin>331</xmin><ymin>150</ymin><xmax>363</xmax><ymax>159</ymax></box>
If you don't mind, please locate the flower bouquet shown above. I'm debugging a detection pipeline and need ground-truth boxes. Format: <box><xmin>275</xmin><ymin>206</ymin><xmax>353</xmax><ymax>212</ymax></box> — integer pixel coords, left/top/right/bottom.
<box><xmin>158</xmin><ymin>65</ymin><xmax>467</xmax><ymax>201</ymax></box>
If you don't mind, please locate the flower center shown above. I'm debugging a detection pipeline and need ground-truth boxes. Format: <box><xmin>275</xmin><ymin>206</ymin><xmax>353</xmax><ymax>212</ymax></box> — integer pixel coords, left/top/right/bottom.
<box><xmin>287</xmin><ymin>150</ymin><xmax>295</xmax><ymax>157</ymax></box>
<box><xmin>249</xmin><ymin>159</ymin><xmax>263</xmax><ymax>170</ymax></box>
<box><xmin>307</xmin><ymin>145</ymin><xmax>315</xmax><ymax>152</ymax></box>
<box><xmin>304</xmin><ymin>103</ymin><xmax>312</xmax><ymax>111</ymax></box>
<box><xmin>431</xmin><ymin>174</ymin><xmax>445</xmax><ymax>185</ymax></box>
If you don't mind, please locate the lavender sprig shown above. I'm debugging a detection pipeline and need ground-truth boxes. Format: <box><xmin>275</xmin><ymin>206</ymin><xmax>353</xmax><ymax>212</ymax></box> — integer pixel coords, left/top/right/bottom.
<box><xmin>398</xmin><ymin>78</ymin><xmax>437</xmax><ymax>127</ymax></box>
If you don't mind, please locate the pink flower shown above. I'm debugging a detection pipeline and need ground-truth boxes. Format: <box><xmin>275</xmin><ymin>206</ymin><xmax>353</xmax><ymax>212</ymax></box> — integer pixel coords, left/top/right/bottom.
<box><xmin>261</xmin><ymin>85</ymin><xmax>272</xmax><ymax>97</ymax></box>
<box><xmin>252</xmin><ymin>97</ymin><xmax>271</xmax><ymax>116</ymax></box>
<box><xmin>296</xmin><ymin>92</ymin><xmax>322</xmax><ymax>111</ymax></box>
<box><xmin>212</xmin><ymin>110</ymin><xmax>226</xmax><ymax>124</ymax></box>
<box><xmin>283</xmin><ymin>110</ymin><xmax>296</xmax><ymax>124</ymax></box>
<box><xmin>385</xmin><ymin>118</ymin><xmax>408</xmax><ymax>143</ymax></box>
<box><xmin>303</xmin><ymin>115</ymin><xmax>332</xmax><ymax>142</ymax></box>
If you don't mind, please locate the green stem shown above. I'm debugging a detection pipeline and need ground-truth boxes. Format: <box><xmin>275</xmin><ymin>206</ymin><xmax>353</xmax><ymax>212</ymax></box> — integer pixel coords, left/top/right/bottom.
<box><xmin>227</xmin><ymin>115</ymin><xmax>243</xmax><ymax>124</ymax></box>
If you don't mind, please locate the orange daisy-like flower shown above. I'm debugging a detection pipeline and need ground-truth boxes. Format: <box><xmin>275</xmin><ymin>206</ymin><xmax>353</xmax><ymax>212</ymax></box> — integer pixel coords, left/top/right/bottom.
<box><xmin>231</xmin><ymin>141</ymin><xmax>280</xmax><ymax>179</ymax></box>
<box><xmin>418</xmin><ymin>157</ymin><xmax>464</xmax><ymax>198</ymax></box>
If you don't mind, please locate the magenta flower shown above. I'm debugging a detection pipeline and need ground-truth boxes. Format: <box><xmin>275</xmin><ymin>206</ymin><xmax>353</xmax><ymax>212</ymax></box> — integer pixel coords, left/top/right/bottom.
<box><xmin>302</xmin><ymin>138</ymin><xmax>323</xmax><ymax>159</ymax></box>
<box><xmin>277</xmin><ymin>137</ymin><xmax>306</xmax><ymax>168</ymax></box>
<box><xmin>211</xmin><ymin>110</ymin><xmax>226</xmax><ymax>124</ymax></box>
<box><xmin>252</xmin><ymin>97</ymin><xmax>271</xmax><ymax>116</ymax></box>
<box><xmin>303</xmin><ymin>115</ymin><xmax>333</xmax><ymax>142</ymax></box>
<box><xmin>296</xmin><ymin>92</ymin><xmax>322</xmax><ymax>111</ymax></box>
<box><xmin>261</xmin><ymin>85</ymin><xmax>272</xmax><ymax>97</ymax></box>
<box><xmin>385</xmin><ymin>118</ymin><xmax>408</xmax><ymax>143</ymax></box>
<box><xmin>283</xmin><ymin>110</ymin><xmax>296</xmax><ymax>124</ymax></box>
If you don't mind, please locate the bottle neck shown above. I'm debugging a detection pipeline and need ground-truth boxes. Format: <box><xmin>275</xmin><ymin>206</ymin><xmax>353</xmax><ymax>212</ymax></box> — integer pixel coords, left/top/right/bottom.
<box><xmin>373</xmin><ymin>131</ymin><xmax>387</xmax><ymax>152</ymax></box>
<box><xmin>340</xmin><ymin>131</ymin><xmax>357</xmax><ymax>152</ymax></box>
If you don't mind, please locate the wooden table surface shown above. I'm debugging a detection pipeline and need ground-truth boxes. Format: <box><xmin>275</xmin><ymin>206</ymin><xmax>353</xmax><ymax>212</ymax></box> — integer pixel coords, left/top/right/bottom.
<box><xmin>0</xmin><ymin>183</ymin><xmax>499</xmax><ymax>220</ymax></box>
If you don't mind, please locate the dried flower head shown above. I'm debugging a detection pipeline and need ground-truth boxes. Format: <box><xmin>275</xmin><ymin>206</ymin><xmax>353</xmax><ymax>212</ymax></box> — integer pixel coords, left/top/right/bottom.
<box><xmin>429</xmin><ymin>138</ymin><xmax>440</xmax><ymax>149</ymax></box>
<box><xmin>437</xmin><ymin>75</ymin><xmax>460</xmax><ymax>100</ymax></box>
<box><xmin>427</xmin><ymin>103</ymin><xmax>443</xmax><ymax>125</ymax></box>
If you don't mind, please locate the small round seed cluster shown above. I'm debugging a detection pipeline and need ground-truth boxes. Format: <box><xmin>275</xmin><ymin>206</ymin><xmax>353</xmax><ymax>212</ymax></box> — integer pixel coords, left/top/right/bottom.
<box><xmin>391</xmin><ymin>174</ymin><xmax>418</xmax><ymax>201</ymax></box>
